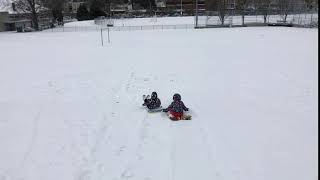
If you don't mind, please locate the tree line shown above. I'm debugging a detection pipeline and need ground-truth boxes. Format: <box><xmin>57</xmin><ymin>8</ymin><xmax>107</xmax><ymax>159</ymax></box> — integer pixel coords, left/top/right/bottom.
<box><xmin>77</xmin><ymin>0</ymin><xmax>158</xmax><ymax>21</ymax></box>
<box><xmin>206</xmin><ymin>0</ymin><xmax>318</xmax><ymax>25</ymax></box>
<box><xmin>12</xmin><ymin>0</ymin><xmax>318</xmax><ymax>30</ymax></box>
<box><xmin>12</xmin><ymin>0</ymin><xmax>158</xmax><ymax>30</ymax></box>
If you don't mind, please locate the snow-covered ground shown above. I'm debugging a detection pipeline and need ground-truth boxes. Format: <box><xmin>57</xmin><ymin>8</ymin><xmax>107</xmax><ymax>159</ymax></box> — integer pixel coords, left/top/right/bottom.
<box><xmin>0</xmin><ymin>25</ymin><xmax>318</xmax><ymax>180</ymax></box>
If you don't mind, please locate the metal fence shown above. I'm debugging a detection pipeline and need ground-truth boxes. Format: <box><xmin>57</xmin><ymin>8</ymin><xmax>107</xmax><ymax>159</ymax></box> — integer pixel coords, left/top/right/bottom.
<box><xmin>46</xmin><ymin>26</ymin><xmax>101</xmax><ymax>32</ymax></box>
<box><xmin>45</xmin><ymin>24</ymin><xmax>194</xmax><ymax>33</ymax></box>
<box><xmin>45</xmin><ymin>13</ymin><xmax>317</xmax><ymax>33</ymax></box>
<box><xmin>196</xmin><ymin>11</ymin><xmax>318</xmax><ymax>28</ymax></box>
<box><xmin>108</xmin><ymin>24</ymin><xmax>194</xmax><ymax>31</ymax></box>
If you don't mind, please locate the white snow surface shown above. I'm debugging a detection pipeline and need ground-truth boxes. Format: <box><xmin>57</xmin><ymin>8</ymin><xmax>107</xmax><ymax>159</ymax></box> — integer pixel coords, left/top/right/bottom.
<box><xmin>0</xmin><ymin>26</ymin><xmax>318</xmax><ymax>180</ymax></box>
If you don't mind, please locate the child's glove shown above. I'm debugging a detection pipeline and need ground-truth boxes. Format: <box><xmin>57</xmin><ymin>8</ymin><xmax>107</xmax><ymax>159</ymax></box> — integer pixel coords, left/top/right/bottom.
<box><xmin>143</xmin><ymin>99</ymin><xmax>149</xmax><ymax>106</ymax></box>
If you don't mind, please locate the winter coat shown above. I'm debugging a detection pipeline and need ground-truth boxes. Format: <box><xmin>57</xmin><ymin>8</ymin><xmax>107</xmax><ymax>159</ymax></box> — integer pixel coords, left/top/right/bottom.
<box><xmin>144</xmin><ymin>98</ymin><xmax>161</xmax><ymax>109</ymax></box>
<box><xmin>163</xmin><ymin>100</ymin><xmax>188</xmax><ymax>113</ymax></box>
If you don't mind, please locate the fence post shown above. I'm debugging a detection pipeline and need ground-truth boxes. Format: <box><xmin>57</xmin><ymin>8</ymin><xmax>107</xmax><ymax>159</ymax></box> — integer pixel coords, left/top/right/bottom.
<box><xmin>195</xmin><ymin>0</ymin><xmax>199</xmax><ymax>28</ymax></box>
<box><xmin>108</xmin><ymin>28</ymin><xmax>110</xmax><ymax>43</ymax></box>
<box><xmin>304</xmin><ymin>13</ymin><xmax>307</xmax><ymax>26</ymax></box>
<box><xmin>101</xmin><ymin>28</ymin><xmax>104</xmax><ymax>47</ymax></box>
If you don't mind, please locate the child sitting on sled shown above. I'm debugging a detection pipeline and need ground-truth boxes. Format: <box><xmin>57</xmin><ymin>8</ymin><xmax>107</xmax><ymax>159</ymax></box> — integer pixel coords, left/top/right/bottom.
<box><xmin>143</xmin><ymin>92</ymin><xmax>162</xmax><ymax>110</ymax></box>
<box><xmin>163</xmin><ymin>93</ymin><xmax>191</xmax><ymax>120</ymax></box>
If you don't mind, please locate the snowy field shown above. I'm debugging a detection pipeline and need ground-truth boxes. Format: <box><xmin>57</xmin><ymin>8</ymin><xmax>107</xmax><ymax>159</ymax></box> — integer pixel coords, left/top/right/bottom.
<box><xmin>0</xmin><ymin>25</ymin><xmax>318</xmax><ymax>180</ymax></box>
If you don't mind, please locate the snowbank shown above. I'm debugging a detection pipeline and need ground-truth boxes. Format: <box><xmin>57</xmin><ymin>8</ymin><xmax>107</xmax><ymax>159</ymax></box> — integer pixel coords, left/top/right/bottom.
<box><xmin>0</xmin><ymin>27</ymin><xmax>318</xmax><ymax>180</ymax></box>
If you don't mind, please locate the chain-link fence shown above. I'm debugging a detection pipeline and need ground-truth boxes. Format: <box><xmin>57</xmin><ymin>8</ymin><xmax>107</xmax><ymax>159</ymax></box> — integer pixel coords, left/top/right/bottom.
<box><xmin>44</xmin><ymin>24</ymin><xmax>194</xmax><ymax>33</ymax></box>
<box><xmin>196</xmin><ymin>12</ymin><xmax>318</xmax><ymax>28</ymax></box>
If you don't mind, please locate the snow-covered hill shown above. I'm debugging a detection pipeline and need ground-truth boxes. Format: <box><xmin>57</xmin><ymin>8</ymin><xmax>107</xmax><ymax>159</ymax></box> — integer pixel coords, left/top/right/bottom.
<box><xmin>0</xmin><ymin>26</ymin><xmax>318</xmax><ymax>180</ymax></box>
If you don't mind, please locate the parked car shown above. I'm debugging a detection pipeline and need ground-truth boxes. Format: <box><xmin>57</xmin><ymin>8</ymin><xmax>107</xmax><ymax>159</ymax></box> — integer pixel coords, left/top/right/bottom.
<box><xmin>24</xmin><ymin>27</ymin><xmax>35</xmax><ymax>32</ymax></box>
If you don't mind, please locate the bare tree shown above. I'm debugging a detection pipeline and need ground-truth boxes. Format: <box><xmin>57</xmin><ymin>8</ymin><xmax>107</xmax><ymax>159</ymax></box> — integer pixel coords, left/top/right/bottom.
<box><xmin>217</xmin><ymin>0</ymin><xmax>228</xmax><ymax>25</ymax></box>
<box><xmin>104</xmin><ymin>0</ymin><xmax>111</xmax><ymax>16</ymax></box>
<box><xmin>237</xmin><ymin>0</ymin><xmax>249</xmax><ymax>26</ymax></box>
<box><xmin>13</xmin><ymin>0</ymin><xmax>43</xmax><ymax>30</ymax></box>
<box><xmin>277</xmin><ymin>0</ymin><xmax>294</xmax><ymax>22</ymax></box>
<box><xmin>206</xmin><ymin>0</ymin><xmax>229</xmax><ymax>25</ymax></box>
<box><xmin>255</xmin><ymin>0</ymin><xmax>272</xmax><ymax>24</ymax></box>
<box><xmin>41</xmin><ymin>0</ymin><xmax>65</xmax><ymax>23</ymax></box>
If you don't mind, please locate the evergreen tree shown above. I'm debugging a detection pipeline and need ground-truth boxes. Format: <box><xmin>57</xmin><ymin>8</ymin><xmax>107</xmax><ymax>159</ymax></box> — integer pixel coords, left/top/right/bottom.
<box><xmin>42</xmin><ymin>0</ymin><xmax>65</xmax><ymax>23</ymax></box>
<box><xmin>90</xmin><ymin>0</ymin><xmax>106</xmax><ymax>18</ymax></box>
<box><xmin>77</xmin><ymin>4</ymin><xmax>91</xmax><ymax>21</ymax></box>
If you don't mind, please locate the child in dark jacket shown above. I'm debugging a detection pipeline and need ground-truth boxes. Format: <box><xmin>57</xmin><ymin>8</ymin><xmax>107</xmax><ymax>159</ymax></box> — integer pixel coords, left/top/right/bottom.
<box><xmin>163</xmin><ymin>93</ymin><xmax>189</xmax><ymax>120</ymax></box>
<box><xmin>143</xmin><ymin>92</ymin><xmax>161</xmax><ymax>110</ymax></box>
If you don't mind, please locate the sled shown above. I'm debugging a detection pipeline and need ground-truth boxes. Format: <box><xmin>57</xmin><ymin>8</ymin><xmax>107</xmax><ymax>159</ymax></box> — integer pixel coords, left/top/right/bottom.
<box><xmin>147</xmin><ymin>106</ymin><xmax>163</xmax><ymax>113</ymax></box>
<box><xmin>169</xmin><ymin>115</ymin><xmax>192</xmax><ymax>121</ymax></box>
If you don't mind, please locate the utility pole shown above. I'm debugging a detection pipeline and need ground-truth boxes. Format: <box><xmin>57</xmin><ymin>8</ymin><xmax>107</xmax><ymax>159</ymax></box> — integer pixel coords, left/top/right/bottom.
<box><xmin>181</xmin><ymin>0</ymin><xmax>183</xmax><ymax>16</ymax></box>
<box><xmin>195</xmin><ymin>0</ymin><xmax>199</xmax><ymax>28</ymax></box>
<box><xmin>148</xmin><ymin>0</ymin><xmax>152</xmax><ymax>14</ymax></box>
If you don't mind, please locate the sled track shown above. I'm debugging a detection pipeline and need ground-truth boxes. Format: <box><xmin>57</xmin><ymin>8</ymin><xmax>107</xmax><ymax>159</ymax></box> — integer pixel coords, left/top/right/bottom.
<box><xmin>20</xmin><ymin>111</ymin><xmax>41</xmax><ymax>170</ymax></box>
<box><xmin>119</xmin><ymin>111</ymin><xmax>150</xmax><ymax>180</ymax></box>
<box><xmin>58</xmin><ymin>74</ymin><xmax>126</xmax><ymax>180</ymax></box>
<box><xmin>176</xmin><ymin>78</ymin><xmax>219</xmax><ymax>179</ymax></box>
<box><xmin>1</xmin><ymin>111</ymin><xmax>41</xmax><ymax>180</ymax></box>
<box><xmin>170</xmin><ymin>123</ymin><xmax>177</xmax><ymax>180</ymax></box>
